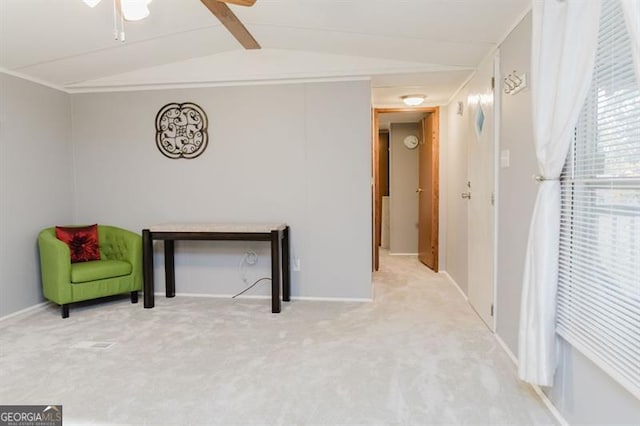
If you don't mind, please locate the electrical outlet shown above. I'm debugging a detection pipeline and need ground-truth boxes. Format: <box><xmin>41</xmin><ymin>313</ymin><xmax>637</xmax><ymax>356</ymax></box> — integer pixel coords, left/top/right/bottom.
<box><xmin>240</xmin><ymin>251</ymin><xmax>258</xmax><ymax>285</ymax></box>
<box><xmin>293</xmin><ymin>257</ymin><xmax>301</xmax><ymax>271</ymax></box>
<box><xmin>245</xmin><ymin>251</ymin><xmax>258</xmax><ymax>265</ymax></box>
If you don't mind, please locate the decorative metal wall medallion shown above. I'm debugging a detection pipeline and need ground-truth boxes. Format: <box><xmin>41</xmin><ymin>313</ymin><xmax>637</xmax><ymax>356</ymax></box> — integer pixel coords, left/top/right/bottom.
<box><xmin>155</xmin><ymin>102</ymin><xmax>209</xmax><ymax>159</ymax></box>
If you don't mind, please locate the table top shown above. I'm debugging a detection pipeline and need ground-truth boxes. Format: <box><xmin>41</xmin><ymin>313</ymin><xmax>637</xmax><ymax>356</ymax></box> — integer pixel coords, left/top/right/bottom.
<box><xmin>148</xmin><ymin>223</ymin><xmax>287</xmax><ymax>233</ymax></box>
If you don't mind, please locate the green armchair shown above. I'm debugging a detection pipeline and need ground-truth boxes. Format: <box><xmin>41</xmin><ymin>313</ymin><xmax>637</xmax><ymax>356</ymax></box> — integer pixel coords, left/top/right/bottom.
<box><xmin>38</xmin><ymin>225</ymin><xmax>142</xmax><ymax>318</ymax></box>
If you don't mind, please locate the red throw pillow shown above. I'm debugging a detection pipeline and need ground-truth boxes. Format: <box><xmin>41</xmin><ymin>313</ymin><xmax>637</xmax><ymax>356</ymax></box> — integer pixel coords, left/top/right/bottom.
<box><xmin>55</xmin><ymin>224</ymin><xmax>101</xmax><ymax>263</ymax></box>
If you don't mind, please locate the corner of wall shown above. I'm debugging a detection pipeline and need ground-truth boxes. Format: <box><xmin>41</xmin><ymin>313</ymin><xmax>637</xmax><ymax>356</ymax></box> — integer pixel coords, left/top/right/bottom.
<box><xmin>68</xmin><ymin>94</ymin><xmax>79</xmax><ymax>224</ymax></box>
<box><xmin>0</xmin><ymin>73</ymin><xmax>75</xmax><ymax>316</ymax></box>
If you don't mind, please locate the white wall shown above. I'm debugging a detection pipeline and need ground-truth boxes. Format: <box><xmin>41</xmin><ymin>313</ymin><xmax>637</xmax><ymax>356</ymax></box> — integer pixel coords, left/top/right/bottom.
<box><xmin>0</xmin><ymin>73</ymin><xmax>74</xmax><ymax>316</ymax></box>
<box><xmin>495</xmin><ymin>11</ymin><xmax>538</xmax><ymax>362</ymax></box>
<box><xmin>70</xmin><ymin>80</ymin><xmax>372</xmax><ymax>300</ymax></box>
<box><xmin>389</xmin><ymin>122</ymin><xmax>419</xmax><ymax>254</ymax></box>
<box><xmin>548</xmin><ymin>337</ymin><xmax>640</xmax><ymax>424</ymax></box>
<box><xmin>494</xmin><ymin>12</ymin><xmax>640</xmax><ymax>424</ymax></box>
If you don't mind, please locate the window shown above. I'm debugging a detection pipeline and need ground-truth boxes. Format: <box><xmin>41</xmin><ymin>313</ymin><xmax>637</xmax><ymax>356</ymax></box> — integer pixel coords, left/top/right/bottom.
<box><xmin>557</xmin><ymin>0</ymin><xmax>640</xmax><ymax>397</ymax></box>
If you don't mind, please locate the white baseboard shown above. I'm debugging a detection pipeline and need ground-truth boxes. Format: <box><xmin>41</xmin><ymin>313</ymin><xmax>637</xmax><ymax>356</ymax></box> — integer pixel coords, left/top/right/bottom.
<box><xmin>0</xmin><ymin>302</ymin><xmax>49</xmax><ymax>322</ymax></box>
<box><xmin>531</xmin><ymin>384</ymin><xmax>569</xmax><ymax>426</ymax></box>
<box><xmin>292</xmin><ymin>296</ymin><xmax>372</xmax><ymax>303</ymax></box>
<box><xmin>157</xmin><ymin>292</ymin><xmax>265</xmax><ymax>299</ymax></box>
<box><xmin>494</xmin><ymin>334</ymin><xmax>568</xmax><ymax>426</ymax></box>
<box><xmin>439</xmin><ymin>270</ymin><xmax>468</xmax><ymax>301</ymax></box>
<box><xmin>156</xmin><ymin>292</ymin><xmax>372</xmax><ymax>303</ymax></box>
<box><xmin>0</xmin><ymin>292</ymin><xmax>370</xmax><ymax>323</ymax></box>
<box><xmin>495</xmin><ymin>333</ymin><xmax>519</xmax><ymax>365</ymax></box>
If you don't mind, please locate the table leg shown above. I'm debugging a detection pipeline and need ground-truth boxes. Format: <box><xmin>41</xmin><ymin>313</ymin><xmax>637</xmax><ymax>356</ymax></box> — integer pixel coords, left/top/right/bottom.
<box><xmin>270</xmin><ymin>229</ymin><xmax>281</xmax><ymax>313</ymax></box>
<box><xmin>142</xmin><ymin>229</ymin><xmax>155</xmax><ymax>308</ymax></box>
<box><xmin>164</xmin><ymin>239</ymin><xmax>175</xmax><ymax>298</ymax></box>
<box><xmin>282</xmin><ymin>226</ymin><xmax>290</xmax><ymax>302</ymax></box>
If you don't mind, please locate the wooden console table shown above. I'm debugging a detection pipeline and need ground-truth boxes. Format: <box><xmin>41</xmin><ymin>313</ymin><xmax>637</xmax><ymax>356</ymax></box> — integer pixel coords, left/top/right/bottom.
<box><xmin>142</xmin><ymin>223</ymin><xmax>290</xmax><ymax>313</ymax></box>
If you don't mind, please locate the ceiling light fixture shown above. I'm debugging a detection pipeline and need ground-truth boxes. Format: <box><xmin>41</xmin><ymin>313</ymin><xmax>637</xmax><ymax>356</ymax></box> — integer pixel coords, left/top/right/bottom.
<box><xmin>82</xmin><ymin>0</ymin><xmax>152</xmax><ymax>41</ymax></box>
<box><xmin>120</xmin><ymin>0</ymin><xmax>153</xmax><ymax>21</ymax></box>
<box><xmin>401</xmin><ymin>95</ymin><xmax>426</xmax><ymax>106</ymax></box>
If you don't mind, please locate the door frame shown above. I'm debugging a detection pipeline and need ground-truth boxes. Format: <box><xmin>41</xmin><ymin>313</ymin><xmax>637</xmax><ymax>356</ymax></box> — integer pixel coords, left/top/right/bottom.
<box><xmin>372</xmin><ymin>107</ymin><xmax>440</xmax><ymax>271</ymax></box>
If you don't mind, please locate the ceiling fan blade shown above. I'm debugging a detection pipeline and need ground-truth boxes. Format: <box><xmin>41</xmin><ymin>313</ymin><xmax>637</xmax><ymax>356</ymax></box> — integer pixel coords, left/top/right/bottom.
<box><xmin>200</xmin><ymin>0</ymin><xmax>261</xmax><ymax>49</ymax></box>
<box><xmin>217</xmin><ymin>0</ymin><xmax>256</xmax><ymax>6</ymax></box>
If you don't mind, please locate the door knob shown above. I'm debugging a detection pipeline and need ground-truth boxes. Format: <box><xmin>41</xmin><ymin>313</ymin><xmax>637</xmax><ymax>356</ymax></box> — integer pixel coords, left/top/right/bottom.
<box><xmin>461</xmin><ymin>192</ymin><xmax>471</xmax><ymax>199</ymax></box>
<box><xmin>416</xmin><ymin>188</ymin><xmax>424</xmax><ymax>193</ymax></box>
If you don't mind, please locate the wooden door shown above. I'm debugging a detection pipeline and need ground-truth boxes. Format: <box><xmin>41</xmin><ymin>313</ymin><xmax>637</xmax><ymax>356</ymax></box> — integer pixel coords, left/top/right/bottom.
<box><xmin>418</xmin><ymin>111</ymin><xmax>439</xmax><ymax>271</ymax></box>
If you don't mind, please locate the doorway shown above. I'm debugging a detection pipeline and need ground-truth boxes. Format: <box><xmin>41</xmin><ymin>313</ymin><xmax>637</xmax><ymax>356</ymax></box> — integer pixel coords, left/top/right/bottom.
<box><xmin>373</xmin><ymin>107</ymin><xmax>439</xmax><ymax>272</ymax></box>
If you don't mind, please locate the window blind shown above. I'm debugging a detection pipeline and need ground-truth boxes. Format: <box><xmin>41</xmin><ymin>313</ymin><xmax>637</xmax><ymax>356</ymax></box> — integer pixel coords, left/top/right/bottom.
<box><xmin>557</xmin><ymin>0</ymin><xmax>640</xmax><ymax>398</ymax></box>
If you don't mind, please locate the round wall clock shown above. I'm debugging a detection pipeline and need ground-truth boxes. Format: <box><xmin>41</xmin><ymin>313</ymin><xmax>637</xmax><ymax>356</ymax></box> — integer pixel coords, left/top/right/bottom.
<box><xmin>403</xmin><ymin>135</ymin><xmax>419</xmax><ymax>149</ymax></box>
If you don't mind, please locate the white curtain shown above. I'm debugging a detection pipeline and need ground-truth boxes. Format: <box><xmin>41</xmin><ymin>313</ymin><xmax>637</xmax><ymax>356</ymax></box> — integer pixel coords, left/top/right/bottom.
<box><xmin>621</xmin><ymin>0</ymin><xmax>640</xmax><ymax>82</ymax></box>
<box><xmin>518</xmin><ymin>0</ymin><xmax>601</xmax><ymax>387</ymax></box>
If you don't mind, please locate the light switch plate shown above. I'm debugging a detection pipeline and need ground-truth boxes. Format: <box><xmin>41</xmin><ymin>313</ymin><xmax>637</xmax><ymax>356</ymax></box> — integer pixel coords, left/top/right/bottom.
<box><xmin>500</xmin><ymin>149</ymin><xmax>510</xmax><ymax>168</ymax></box>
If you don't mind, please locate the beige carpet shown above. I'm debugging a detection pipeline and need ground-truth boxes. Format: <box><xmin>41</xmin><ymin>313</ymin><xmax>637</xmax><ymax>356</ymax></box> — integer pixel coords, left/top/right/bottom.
<box><xmin>0</xmin><ymin>252</ymin><xmax>556</xmax><ymax>425</ymax></box>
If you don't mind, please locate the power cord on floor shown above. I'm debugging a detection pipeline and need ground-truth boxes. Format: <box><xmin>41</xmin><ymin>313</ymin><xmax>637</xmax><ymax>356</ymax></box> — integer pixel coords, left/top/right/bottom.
<box><xmin>232</xmin><ymin>277</ymin><xmax>271</xmax><ymax>299</ymax></box>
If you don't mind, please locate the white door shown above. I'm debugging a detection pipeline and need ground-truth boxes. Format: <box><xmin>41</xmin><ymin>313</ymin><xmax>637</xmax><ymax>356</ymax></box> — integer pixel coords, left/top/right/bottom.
<box><xmin>465</xmin><ymin>54</ymin><xmax>497</xmax><ymax>329</ymax></box>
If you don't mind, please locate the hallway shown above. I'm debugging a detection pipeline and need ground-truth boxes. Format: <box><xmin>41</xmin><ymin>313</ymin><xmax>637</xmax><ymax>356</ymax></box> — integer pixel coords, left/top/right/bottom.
<box><xmin>373</xmin><ymin>251</ymin><xmax>555</xmax><ymax>424</ymax></box>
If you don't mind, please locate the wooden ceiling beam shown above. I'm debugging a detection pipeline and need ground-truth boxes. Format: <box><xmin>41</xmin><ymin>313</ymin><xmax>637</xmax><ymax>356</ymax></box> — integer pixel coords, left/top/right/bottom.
<box><xmin>218</xmin><ymin>0</ymin><xmax>256</xmax><ymax>6</ymax></box>
<box><xmin>200</xmin><ymin>0</ymin><xmax>261</xmax><ymax>50</ymax></box>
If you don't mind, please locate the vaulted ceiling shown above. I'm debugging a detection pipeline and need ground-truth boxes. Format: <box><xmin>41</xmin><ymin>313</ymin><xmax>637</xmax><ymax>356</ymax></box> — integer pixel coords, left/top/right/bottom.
<box><xmin>0</xmin><ymin>0</ymin><xmax>529</xmax><ymax>106</ymax></box>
